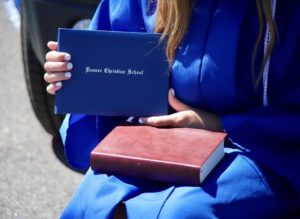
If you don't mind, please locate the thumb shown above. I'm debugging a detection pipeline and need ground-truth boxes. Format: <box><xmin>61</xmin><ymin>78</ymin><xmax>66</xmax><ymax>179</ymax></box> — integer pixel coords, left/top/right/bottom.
<box><xmin>168</xmin><ymin>89</ymin><xmax>192</xmax><ymax>112</ymax></box>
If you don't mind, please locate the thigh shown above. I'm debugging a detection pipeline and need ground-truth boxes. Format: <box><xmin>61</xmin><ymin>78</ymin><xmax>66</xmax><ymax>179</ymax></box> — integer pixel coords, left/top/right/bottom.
<box><xmin>61</xmin><ymin>169</ymin><xmax>142</xmax><ymax>219</ymax></box>
<box><xmin>61</xmin><ymin>151</ymin><xmax>297</xmax><ymax>219</ymax></box>
<box><xmin>158</xmin><ymin>151</ymin><xmax>295</xmax><ymax>219</ymax></box>
<box><xmin>61</xmin><ymin>169</ymin><xmax>171</xmax><ymax>219</ymax></box>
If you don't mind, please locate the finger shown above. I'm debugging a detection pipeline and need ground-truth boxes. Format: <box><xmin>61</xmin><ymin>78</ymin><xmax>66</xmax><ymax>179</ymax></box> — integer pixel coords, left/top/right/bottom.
<box><xmin>44</xmin><ymin>72</ymin><xmax>72</xmax><ymax>83</ymax></box>
<box><xmin>168</xmin><ymin>89</ymin><xmax>192</xmax><ymax>112</ymax></box>
<box><xmin>140</xmin><ymin>113</ymin><xmax>187</xmax><ymax>128</ymax></box>
<box><xmin>47</xmin><ymin>41</ymin><xmax>58</xmax><ymax>51</ymax></box>
<box><xmin>46</xmin><ymin>82</ymin><xmax>63</xmax><ymax>95</ymax></box>
<box><xmin>46</xmin><ymin>51</ymin><xmax>71</xmax><ymax>62</ymax></box>
<box><xmin>44</xmin><ymin>61</ymin><xmax>73</xmax><ymax>73</ymax></box>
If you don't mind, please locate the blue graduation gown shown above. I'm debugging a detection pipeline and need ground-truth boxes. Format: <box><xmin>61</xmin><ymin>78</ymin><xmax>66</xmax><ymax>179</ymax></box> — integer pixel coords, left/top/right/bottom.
<box><xmin>60</xmin><ymin>0</ymin><xmax>300</xmax><ymax>218</ymax></box>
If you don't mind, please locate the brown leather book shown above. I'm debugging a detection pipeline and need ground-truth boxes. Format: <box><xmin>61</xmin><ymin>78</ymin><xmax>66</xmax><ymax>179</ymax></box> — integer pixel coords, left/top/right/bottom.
<box><xmin>90</xmin><ymin>125</ymin><xmax>226</xmax><ymax>185</ymax></box>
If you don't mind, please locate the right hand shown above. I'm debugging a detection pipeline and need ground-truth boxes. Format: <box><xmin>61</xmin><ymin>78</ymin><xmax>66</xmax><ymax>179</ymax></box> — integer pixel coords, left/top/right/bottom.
<box><xmin>44</xmin><ymin>41</ymin><xmax>73</xmax><ymax>95</ymax></box>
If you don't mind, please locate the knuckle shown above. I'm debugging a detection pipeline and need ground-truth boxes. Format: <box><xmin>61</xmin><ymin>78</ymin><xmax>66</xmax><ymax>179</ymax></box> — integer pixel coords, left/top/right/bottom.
<box><xmin>45</xmin><ymin>51</ymin><xmax>53</xmax><ymax>61</ymax></box>
<box><xmin>44</xmin><ymin>62</ymin><xmax>49</xmax><ymax>71</ymax></box>
<box><xmin>151</xmin><ymin>121</ymin><xmax>159</xmax><ymax>126</ymax></box>
<box><xmin>149</xmin><ymin>118</ymin><xmax>159</xmax><ymax>126</ymax></box>
<box><xmin>56</xmin><ymin>62</ymin><xmax>65</xmax><ymax>70</ymax></box>
<box><xmin>46</xmin><ymin>85</ymin><xmax>54</xmax><ymax>94</ymax></box>
<box><xmin>44</xmin><ymin>73</ymin><xmax>49</xmax><ymax>82</ymax></box>
<box><xmin>46</xmin><ymin>73</ymin><xmax>63</xmax><ymax>83</ymax></box>
<box><xmin>45</xmin><ymin>53</ymin><xmax>49</xmax><ymax>61</ymax></box>
<box><xmin>175</xmin><ymin>116</ymin><xmax>188</xmax><ymax>127</ymax></box>
<box><xmin>61</xmin><ymin>62</ymin><xmax>67</xmax><ymax>68</ymax></box>
<box><xmin>55</xmin><ymin>52</ymin><xmax>63</xmax><ymax>60</ymax></box>
<box><xmin>45</xmin><ymin>73</ymin><xmax>57</xmax><ymax>83</ymax></box>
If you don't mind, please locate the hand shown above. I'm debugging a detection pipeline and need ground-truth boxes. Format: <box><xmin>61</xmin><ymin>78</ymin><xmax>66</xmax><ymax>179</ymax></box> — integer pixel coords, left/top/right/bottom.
<box><xmin>139</xmin><ymin>89</ymin><xmax>223</xmax><ymax>132</ymax></box>
<box><xmin>44</xmin><ymin>41</ymin><xmax>73</xmax><ymax>95</ymax></box>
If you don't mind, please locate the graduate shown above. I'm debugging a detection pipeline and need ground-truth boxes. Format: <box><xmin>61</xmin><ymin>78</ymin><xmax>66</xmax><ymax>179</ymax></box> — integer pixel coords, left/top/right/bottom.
<box><xmin>43</xmin><ymin>0</ymin><xmax>300</xmax><ymax>218</ymax></box>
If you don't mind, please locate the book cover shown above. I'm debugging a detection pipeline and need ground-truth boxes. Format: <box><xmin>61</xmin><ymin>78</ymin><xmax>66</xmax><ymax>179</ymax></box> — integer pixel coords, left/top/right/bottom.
<box><xmin>90</xmin><ymin>125</ymin><xmax>226</xmax><ymax>185</ymax></box>
<box><xmin>55</xmin><ymin>28</ymin><xmax>169</xmax><ymax>116</ymax></box>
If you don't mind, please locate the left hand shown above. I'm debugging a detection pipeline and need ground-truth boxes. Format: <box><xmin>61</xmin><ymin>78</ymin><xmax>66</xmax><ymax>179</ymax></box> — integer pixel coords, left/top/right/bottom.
<box><xmin>139</xmin><ymin>89</ymin><xmax>223</xmax><ymax>132</ymax></box>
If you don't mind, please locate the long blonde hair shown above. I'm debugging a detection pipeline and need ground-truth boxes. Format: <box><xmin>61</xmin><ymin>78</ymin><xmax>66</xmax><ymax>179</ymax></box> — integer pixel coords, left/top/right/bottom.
<box><xmin>155</xmin><ymin>0</ymin><xmax>277</xmax><ymax>88</ymax></box>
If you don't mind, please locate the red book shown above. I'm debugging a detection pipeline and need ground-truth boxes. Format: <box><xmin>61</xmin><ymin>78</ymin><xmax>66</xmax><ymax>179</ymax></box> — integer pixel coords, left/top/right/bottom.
<box><xmin>90</xmin><ymin>125</ymin><xmax>226</xmax><ymax>185</ymax></box>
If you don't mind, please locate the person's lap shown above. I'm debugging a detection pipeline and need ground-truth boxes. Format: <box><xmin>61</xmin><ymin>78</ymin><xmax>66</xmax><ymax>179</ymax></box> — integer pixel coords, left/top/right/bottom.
<box><xmin>61</xmin><ymin>148</ymin><xmax>294</xmax><ymax>219</ymax></box>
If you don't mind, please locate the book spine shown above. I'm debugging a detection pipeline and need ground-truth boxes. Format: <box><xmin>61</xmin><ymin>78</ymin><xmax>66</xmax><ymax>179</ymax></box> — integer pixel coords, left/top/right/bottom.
<box><xmin>90</xmin><ymin>153</ymin><xmax>201</xmax><ymax>186</ymax></box>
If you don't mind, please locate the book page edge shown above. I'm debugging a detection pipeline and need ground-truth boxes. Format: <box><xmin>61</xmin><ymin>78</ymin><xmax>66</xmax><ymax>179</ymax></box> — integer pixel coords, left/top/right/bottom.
<box><xmin>200</xmin><ymin>142</ymin><xmax>225</xmax><ymax>183</ymax></box>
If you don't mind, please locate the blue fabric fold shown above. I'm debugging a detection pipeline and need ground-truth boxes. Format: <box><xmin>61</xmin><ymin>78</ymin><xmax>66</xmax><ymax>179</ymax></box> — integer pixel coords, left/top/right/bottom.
<box><xmin>60</xmin><ymin>0</ymin><xmax>300</xmax><ymax>218</ymax></box>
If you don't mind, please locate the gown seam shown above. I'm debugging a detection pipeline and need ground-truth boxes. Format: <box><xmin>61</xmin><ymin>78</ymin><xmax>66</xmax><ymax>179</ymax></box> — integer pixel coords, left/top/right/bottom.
<box><xmin>197</xmin><ymin>0</ymin><xmax>218</xmax><ymax>111</ymax></box>
<box><xmin>156</xmin><ymin>186</ymin><xmax>176</xmax><ymax>219</ymax></box>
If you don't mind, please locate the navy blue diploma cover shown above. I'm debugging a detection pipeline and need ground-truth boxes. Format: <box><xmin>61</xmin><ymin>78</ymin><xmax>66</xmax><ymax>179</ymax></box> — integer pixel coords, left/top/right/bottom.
<box><xmin>55</xmin><ymin>28</ymin><xmax>169</xmax><ymax>116</ymax></box>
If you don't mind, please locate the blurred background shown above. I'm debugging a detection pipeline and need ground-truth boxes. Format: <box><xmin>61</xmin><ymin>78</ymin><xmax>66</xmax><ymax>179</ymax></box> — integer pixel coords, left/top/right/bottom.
<box><xmin>0</xmin><ymin>0</ymin><xmax>98</xmax><ymax>218</ymax></box>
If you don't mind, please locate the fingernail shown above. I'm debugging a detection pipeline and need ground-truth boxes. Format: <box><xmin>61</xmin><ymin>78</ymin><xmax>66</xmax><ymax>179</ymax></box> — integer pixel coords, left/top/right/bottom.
<box><xmin>138</xmin><ymin>118</ymin><xmax>145</xmax><ymax>125</ymax></box>
<box><xmin>56</xmin><ymin>82</ymin><xmax>62</xmax><ymax>87</ymax></box>
<box><xmin>171</xmin><ymin>88</ymin><xmax>175</xmax><ymax>96</ymax></box>
<box><xmin>67</xmin><ymin>63</ymin><xmax>73</xmax><ymax>70</ymax></box>
<box><xmin>126</xmin><ymin>117</ymin><xmax>134</xmax><ymax>122</ymax></box>
<box><xmin>64</xmin><ymin>72</ymin><xmax>72</xmax><ymax>78</ymax></box>
<box><xmin>65</xmin><ymin>54</ymin><xmax>71</xmax><ymax>61</ymax></box>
